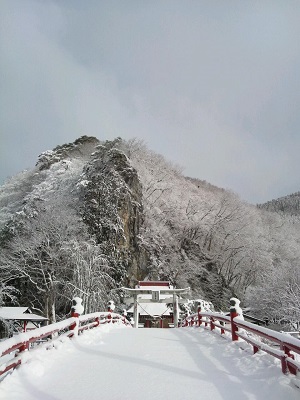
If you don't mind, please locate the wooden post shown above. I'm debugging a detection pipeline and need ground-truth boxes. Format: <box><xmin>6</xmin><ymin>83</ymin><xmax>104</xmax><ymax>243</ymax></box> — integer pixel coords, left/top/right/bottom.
<box><xmin>280</xmin><ymin>344</ymin><xmax>296</xmax><ymax>375</ymax></box>
<box><xmin>122</xmin><ymin>309</ymin><xmax>128</xmax><ymax>325</ymax></box>
<box><xmin>133</xmin><ymin>294</ymin><xmax>139</xmax><ymax>328</ymax></box>
<box><xmin>70</xmin><ymin>297</ymin><xmax>83</xmax><ymax>335</ymax></box>
<box><xmin>18</xmin><ymin>341</ymin><xmax>29</xmax><ymax>352</ymax></box>
<box><xmin>230</xmin><ymin>299</ymin><xmax>239</xmax><ymax>341</ymax></box>
<box><xmin>221</xmin><ymin>323</ymin><xmax>225</xmax><ymax>335</ymax></box>
<box><xmin>198</xmin><ymin>307</ymin><xmax>202</xmax><ymax>327</ymax></box>
<box><xmin>70</xmin><ymin>310</ymin><xmax>79</xmax><ymax>333</ymax></box>
<box><xmin>107</xmin><ymin>300</ymin><xmax>115</xmax><ymax>323</ymax></box>
<box><xmin>173</xmin><ymin>294</ymin><xmax>179</xmax><ymax>328</ymax></box>
<box><xmin>280</xmin><ymin>344</ymin><xmax>288</xmax><ymax>374</ymax></box>
<box><xmin>210</xmin><ymin>317</ymin><xmax>215</xmax><ymax>331</ymax></box>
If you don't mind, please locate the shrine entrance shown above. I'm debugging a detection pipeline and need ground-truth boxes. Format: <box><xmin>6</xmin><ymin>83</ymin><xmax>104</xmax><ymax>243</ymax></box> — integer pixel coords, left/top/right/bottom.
<box><xmin>123</xmin><ymin>281</ymin><xmax>190</xmax><ymax>328</ymax></box>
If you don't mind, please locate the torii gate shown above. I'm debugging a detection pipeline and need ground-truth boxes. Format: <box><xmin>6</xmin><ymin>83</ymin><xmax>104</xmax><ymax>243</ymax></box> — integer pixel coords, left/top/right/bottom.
<box><xmin>122</xmin><ymin>281</ymin><xmax>190</xmax><ymax>328</ymax></box>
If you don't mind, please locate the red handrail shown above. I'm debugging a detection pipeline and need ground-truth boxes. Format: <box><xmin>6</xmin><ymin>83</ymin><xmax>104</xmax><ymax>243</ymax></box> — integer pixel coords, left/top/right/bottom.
<box><xmin>181</xmin><ymin>310</ymin><xmax>300</xmax><ymax>376</ymax></box>
<box><xmin>0</xmin><ymin>311</ymin><xmax>131</xmax><ymax>378</ymax></box>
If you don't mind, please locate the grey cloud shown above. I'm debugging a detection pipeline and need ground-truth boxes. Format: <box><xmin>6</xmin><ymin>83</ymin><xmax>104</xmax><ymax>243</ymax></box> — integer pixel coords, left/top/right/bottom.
<box><xmin>1</xmin><ymin>0</ymin><xmax>300</xmax><ymax>203</ymax></box>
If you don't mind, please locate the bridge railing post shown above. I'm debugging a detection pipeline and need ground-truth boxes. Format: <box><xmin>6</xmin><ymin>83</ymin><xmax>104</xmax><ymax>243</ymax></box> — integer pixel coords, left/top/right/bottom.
<box><xmin>230</xmin><ymin>298</ymin><xmax>239</xmax><ymax>341</ymax></box>
<box><xmin>18</xmin><ymin>341</ymin><xmax>29</xmax><ymax>353</ymax></box>
<box><xmin>210</xmin><ymin>317</ymin><xmax>215</xmax><ymax>331</ymax></box>
<box><xmin>280</xmin><ymin>344</ymin><xmax>296</xmax><ymax>375</ymax></box>
<box><xmin>95</xmin><ymin>316</ymin><xmax>100</xmax><ymax>327</ymax></box>
<box><xmin>122</xmin><ymin>309</ymin><xmax>128</xmax><ymax>325</ymax></box>
<box><xmin>220</xmin><ymin>322</ymin><xmax>225</xmax><ymax>335</ymax></box>
<box><xmin>70</xmin><ymin>297</ymin><xmax>84</xmax><ymax>336</ymax></box>
<box><xmin>198</xmin><ymin>306</ymin><xmax>202</xmax><ymax>327</ymax></box>
<box><xmin>107</xmin><ymin>300</ymin><xmax>115</xmax><ymax>323</ymax></box>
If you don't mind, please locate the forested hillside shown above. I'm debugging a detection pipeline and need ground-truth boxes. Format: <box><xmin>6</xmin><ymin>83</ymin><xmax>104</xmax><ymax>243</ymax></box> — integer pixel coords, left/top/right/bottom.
<box><xmin>258</xmin><ymin>192</ymin><xmax>300</xmax><ymax>216</ymax></box>
<box><xmin>0</xmin><ymin>137</ymin><xmax>299</xmax><ymax>329</ymax></box>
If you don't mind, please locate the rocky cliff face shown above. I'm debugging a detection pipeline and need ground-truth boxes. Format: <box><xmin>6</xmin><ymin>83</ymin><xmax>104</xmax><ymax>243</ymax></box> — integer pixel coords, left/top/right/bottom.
<box><xmin>78</xmin><ymin>138</ymin><xmax>147</xmax><ymax>285</ymax></box>
<box><xmin>36</xmin><ymin>136</ymin><xmax>100</xmax><ymax>171</ymax></box>
<box><xmin>34</xmin><ymin>136</ymin><xmax>147</xmax><ymax>284</ymax></box>
<box><xmin>0</xmin><ymin>136</ymin><xmax>155</xmax><ymax>319</ymax></box>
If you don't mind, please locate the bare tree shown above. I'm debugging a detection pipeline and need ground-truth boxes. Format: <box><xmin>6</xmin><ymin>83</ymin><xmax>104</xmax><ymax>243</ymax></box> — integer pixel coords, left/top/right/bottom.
<box><xmin>62</xmin><ymin>239</ymin><xmax>115</xmax><ymax>313</ymax></box>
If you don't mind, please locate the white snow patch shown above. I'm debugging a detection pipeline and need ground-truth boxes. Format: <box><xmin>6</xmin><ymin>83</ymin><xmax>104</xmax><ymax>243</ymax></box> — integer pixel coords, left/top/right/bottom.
<box><xmin>0</xmin><ymin>326</ymin><xmax>299</xmax><ymax>400</ymax></box>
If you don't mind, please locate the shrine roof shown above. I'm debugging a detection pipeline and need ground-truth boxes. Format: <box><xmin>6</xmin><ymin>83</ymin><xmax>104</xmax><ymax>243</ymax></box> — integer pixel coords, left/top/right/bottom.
<box><xmin>0</xmin><ymin>307</ymin><xmax>48</xmax><ymax>321</ymax></box>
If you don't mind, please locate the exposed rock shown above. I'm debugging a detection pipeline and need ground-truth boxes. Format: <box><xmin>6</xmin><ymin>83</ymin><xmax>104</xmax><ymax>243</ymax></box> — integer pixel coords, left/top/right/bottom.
<box><xmin>79</xmin><ymin>139</ymin><xmax>146</xmax><ymax>285</ymax></box>
<box><xmin>36</xmin><ymin>136</ymin><xmax>100</xmax><ymax>170</ymax></box>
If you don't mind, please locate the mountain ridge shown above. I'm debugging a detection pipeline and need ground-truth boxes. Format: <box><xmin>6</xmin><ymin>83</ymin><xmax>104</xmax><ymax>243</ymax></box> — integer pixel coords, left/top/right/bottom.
<box><xmin>258</xmin><ymin>191</ymin><xmax>300</xmax><ymax>216</ymax></box>
<box><xmin>0</xmin><ymin>136</ymin><xmax>299</xmax><ymax>329</ymax></box>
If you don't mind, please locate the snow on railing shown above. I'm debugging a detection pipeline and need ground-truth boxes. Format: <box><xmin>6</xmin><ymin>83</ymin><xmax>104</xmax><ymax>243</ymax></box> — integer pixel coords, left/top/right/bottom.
<box><xmin>180</xmin><ymin>299</ymin><xmax>300</xmax><ymax>376</ymax></box>
<box><xmin>0</xmin><ymin>309</ymin><xmax>131</xmax><ymax>378</ymax></box>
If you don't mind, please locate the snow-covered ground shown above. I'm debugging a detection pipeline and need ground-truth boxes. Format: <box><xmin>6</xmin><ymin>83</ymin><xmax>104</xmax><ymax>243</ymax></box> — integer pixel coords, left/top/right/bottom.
<box><xmin>0</xmin><ymin>325</ymin><xmax>299</xmax><ymax>400</ymax></box>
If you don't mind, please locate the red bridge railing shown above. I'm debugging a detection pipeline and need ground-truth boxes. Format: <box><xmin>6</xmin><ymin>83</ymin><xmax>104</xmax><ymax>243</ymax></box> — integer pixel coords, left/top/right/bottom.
<box><xmin>180</xmin><ymin>304</ymin><xmax>300</xmax><ymax>376</ymax></box>
<box><xmin>0</xmin><ymin>311</ymin><xmax>131</xmax><ymax>378</ymax></box>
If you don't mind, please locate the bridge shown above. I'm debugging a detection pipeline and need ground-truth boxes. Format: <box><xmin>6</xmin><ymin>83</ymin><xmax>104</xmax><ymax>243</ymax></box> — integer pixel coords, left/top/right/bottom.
<box><xmin>0</xmin><ymin>301</ymin><xmax>300</xmax><ymax>400</ymax></box>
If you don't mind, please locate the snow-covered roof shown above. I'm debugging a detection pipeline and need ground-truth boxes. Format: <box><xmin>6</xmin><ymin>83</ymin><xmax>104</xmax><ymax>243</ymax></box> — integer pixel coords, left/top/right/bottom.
<box><xmin>138</xmin><ymin>281</ymin><xmax>171</xmax><ymax>287</ymax></box>
<box><xmin>123</xmin><ymin>281</ymin><xmax>189</xmax><ymax>296</ymax></box>
<box><xmin>127</xmin><ymin>302</ymin><xmax>172</xmax><ymax>317</ymax></box>
<box><xmin>0</xmin><ymin>307</ymin><xmax>48</xmax><ymax>321</ymax></box>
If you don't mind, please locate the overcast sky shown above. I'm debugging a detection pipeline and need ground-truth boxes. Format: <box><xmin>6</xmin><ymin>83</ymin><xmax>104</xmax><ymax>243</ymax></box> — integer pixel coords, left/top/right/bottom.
<box><xmin>1</xmin><ymin>0</ymin><xmax>300</xmax><ymax>204</ymax></box>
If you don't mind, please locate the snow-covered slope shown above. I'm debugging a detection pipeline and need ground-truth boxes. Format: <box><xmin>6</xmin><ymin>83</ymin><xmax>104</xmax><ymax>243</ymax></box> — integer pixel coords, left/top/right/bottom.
<box><xmin>0</xmin><ymin>325</ymin><xmax>298</xmax><ymax>400</ymax></box>
<box><xmin>1</xmin><ymin>136</ymin><xmax>300</xmax><ymax>328</ymax></box>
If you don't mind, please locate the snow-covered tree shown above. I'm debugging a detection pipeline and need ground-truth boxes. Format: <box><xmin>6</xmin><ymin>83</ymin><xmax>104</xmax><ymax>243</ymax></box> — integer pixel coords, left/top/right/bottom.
<box><xmin>62</xmin><ymin>239</ymin><xmax>115</xmax><ymax>313</ymax></box>
<box><xmin>1</xmin><ymin>136</ymin><xmax>299</xmax><ymax>324</ymax></box>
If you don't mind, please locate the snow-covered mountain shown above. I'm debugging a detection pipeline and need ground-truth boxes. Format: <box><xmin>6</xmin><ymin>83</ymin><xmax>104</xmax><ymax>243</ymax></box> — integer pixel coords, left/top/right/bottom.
<box><xmin>0</xmin><ymin>136</ymin><xmax>299</xmax><ymax>328</ymax></box>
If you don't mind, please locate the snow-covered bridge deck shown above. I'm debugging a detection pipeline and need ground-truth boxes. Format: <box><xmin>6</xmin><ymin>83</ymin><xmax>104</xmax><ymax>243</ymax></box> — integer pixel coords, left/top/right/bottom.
<box><xmin>0</xmin><ymin>325</ymin><xmax>298</xmax><ymax>400</ymax></box>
